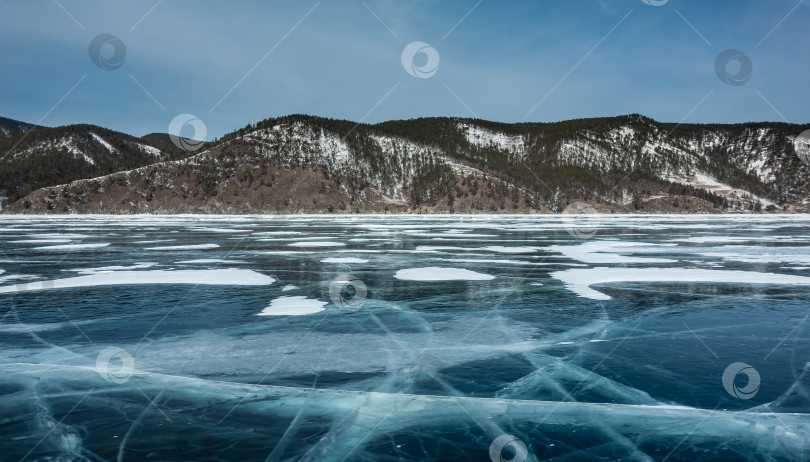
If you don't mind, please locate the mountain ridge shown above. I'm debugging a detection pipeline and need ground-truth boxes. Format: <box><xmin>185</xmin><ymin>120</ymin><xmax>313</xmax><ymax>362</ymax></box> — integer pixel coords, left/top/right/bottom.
<box><xmin>0</xmin><ymin>116</ymin><xmax>44</xmax><ymax>140</ymax></box>
<box><xmin>0</xmin><ymin>123</ymin><xmax>199</xmax><ymax>207</ymax></box>
<box><xmin>3</xmin><ymin>113</ymin><xmax>809</xmax><ymax>214</ymax></box>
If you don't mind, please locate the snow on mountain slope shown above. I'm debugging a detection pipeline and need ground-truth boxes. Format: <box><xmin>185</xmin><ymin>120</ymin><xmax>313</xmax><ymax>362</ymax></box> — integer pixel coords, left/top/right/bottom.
<box><xmin>0</xmin><ymin>124</ymin><xmax>195</xmax><ymax>205</ymax></box>
<box><xmin>6</xmin><ymin>135</ymin><xmax>97</xmax><ymax>165</ymax></box>
<box><xmin>137</xmin><ymin>143</ymin><xmax>163</xmax><ymax>157</ymax></box>
<box><xmin>460</xmin><ymin>122</ymin><xmax>526</xmax><ymax>157</ymax></box>
<box><xmin>665</xmin><ymin>171</ymin><xmax>775</xmax><ymax>208</ymax></box>
<box><xmin>90</xmin><ymin>132</ymin><xmax>117</xmax><ymax>154</ymax></box>
<box><xmin>5</xmin><ymin>114</ymin><xmax>810</xmax><ymax>214</ymax></box>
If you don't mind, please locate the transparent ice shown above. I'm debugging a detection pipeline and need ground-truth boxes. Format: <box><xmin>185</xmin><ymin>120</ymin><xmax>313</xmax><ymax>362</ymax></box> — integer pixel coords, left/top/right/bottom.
<box><xmin>1</xmin><ymin>214</ymin><xmax>808</xmax><ymax>461</ymax></box>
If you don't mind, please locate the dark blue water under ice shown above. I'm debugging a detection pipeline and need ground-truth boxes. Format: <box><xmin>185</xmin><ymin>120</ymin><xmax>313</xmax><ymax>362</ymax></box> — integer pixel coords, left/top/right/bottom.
<box><xmin>1</xmin><ymin>214</ymin><xmax>809</xmax><ymax>461</ymax></box>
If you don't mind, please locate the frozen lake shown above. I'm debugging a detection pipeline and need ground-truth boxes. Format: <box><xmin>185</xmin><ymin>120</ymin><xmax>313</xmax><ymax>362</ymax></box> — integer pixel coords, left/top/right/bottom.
<box><xmin>1</xmin><ymin>214</ymin><xmax>809</xmax><ymax>461</ymax></box>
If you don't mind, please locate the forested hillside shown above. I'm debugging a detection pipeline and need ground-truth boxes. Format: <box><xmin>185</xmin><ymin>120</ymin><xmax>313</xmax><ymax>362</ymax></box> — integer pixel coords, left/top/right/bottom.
<box><xmin>4</xmin><ymin>114</ymin><xmax>809</xmax><ymax>214</ymax></box>
<box><xmin>0</xmin><ymin>124</ymin><xmax>195</xmax><ymax>204</ymax></box>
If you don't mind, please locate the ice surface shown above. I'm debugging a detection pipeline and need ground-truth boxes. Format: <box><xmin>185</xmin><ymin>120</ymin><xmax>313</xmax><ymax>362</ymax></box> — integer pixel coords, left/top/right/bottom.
<box><xmin>1</xmin><ymin>215</ymin><xmax>809</xmax><ymax>461</ymax></box>
<box><xmin>258</xmin><ymin>296</ymin><xmax>328</xmax><ymax>316</ymax></box>
<box><xmin>3</xmin><ymin>365</ymin><xmax>807</xmax><ymax>461</ymax></box>
<box><xmin>394</xmin><ymin>267</ymin><xmax>496</xmax><ymax>281</ymax></box>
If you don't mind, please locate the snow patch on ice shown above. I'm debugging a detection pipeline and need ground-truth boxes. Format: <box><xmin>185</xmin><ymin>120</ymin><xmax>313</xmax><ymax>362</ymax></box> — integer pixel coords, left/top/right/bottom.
<box><xmin>415</xmin><ymin>245</ymin><xmax>539</xmax><ymax>254</ymax></box>
<box><xmin>288</xmin><ymin>241</ymin><xmax>345</xmax><ymax>247</ymax></box>
<box><xmin>190</xmin><ymin>228</ymin><xmax>251</xmax><ymax>233</ymax></box>
<box><xmin>26</xmin><ymin>233</ymin><xmax>89</xmax><ymax>239</ymax></box>
<box><xmin>394</xmin><ymin>267</ymin><xmax>496</xmax><ymax>281</ymax></box>
<box><xmin>11</xmin><ymin>239</ymin><xmax>73</xmax><ymax>244</ymax></box>
<box><xmin>0</xmin><ymin>269</ymin><xmax>275</xmax><ymax>294</ymax></box>
<box><xmin>321</xmin><ymin>257</ymin><xmax>369</xmax><ymax>264</ymax></box>
<box><xmin>440</xmin><ymin>258</ymin><xmax>532</xmax><ymax>265</ymax></box>
<box><xmin>176</xmin><ymin>259</ymin><xmax>247</xmax><ymax>264</ymax></box>
<box><xmin>551</xmin><ymin>241</ymin><xmax>677</xmax><ymax>264</ymax></box>
<box><xmin>258</xmin><ymin>296</ymin><xmax>327</xmax><ymax>316</ymax></box>
<box><xmin>69</xmin><ymin>263</ymin><xmax>156</xmax><ymax>274</ymax></box>
<box><xmin>552</xmin><ymin>267</ymin><xmax>810</xmax><ymax>300</ymax></box>
<box><xmin>33</xmin><ymin>243</ymin><xmax>110</xmax><ymax>251</ymax></box>
<box><xmin>482</xmin><ymin>246</ymin><xmax>540</xmax><ymax>254</ymax></box>
<box><xmin>146</xmin><ymin>244</ymin><xmax>220</xmax><ymax>250</ymax></box>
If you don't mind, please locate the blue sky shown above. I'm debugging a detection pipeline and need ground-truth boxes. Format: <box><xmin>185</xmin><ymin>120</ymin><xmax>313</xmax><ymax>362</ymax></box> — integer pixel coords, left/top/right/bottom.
<box><xmin>0</xmin><ymin>0</ymin><xmax>807</xmax><ymax>139</ymax></box>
